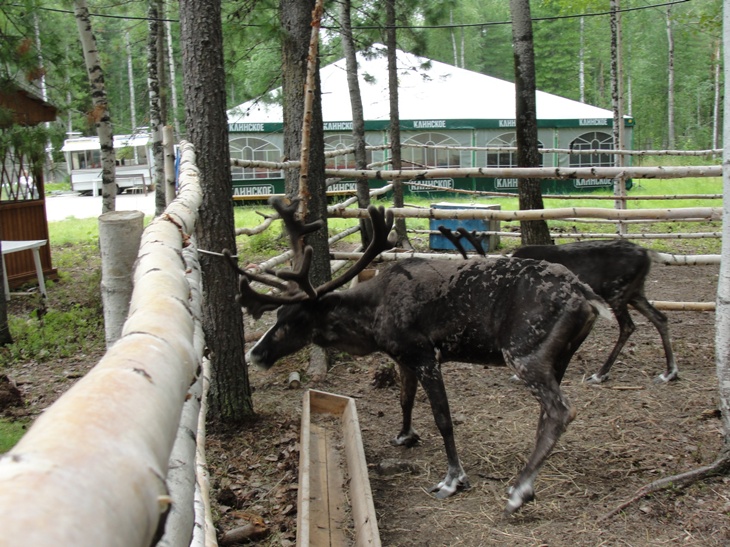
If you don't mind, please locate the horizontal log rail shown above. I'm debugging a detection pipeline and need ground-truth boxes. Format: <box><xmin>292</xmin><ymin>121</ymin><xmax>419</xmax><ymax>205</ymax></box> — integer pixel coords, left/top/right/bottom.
<box><xmin>328</xmin><ymin>206</ymin><xmax>722</xmax><ymax>222</ymax></box>
<box><xmin>410</xmin><ymin>229</ymin><xmax>723</xmax><ymax>241</ymax></box>
<box><xmin>231</xmin><ymin>158</ymin><xmax>721</xmax><ymax>181</ymax></box>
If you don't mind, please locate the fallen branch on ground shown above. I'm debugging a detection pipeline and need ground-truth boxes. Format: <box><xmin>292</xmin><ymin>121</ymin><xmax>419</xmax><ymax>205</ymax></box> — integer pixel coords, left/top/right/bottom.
<box><xmin>600</xmin><ymin>447</ymin><xmax>730</xmax><ymax>521</ymax></box>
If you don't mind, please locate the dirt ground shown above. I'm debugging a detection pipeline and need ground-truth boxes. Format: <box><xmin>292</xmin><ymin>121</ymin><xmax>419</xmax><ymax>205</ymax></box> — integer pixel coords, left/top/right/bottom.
<box><xmin>4</xmin><ymin>248</ymin><xmax>729</xmax><ymax>546</ymax></box>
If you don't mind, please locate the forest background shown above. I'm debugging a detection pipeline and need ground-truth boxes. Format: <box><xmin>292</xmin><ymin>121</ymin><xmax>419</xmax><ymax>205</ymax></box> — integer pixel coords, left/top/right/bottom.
<box><xmin>0</xmin><ymin>0</ymin><xmax>723</xmax><ymax>160</ymax></box>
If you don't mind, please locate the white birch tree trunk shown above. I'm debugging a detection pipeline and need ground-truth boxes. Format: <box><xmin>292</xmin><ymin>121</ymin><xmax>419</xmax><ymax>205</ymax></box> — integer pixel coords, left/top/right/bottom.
<box><xmin>148</xmin><ymin>0</ymin><xmax>166</xmax><ymax>217</ymax></box>
<box><xmin>715</xmin><ymin>0</ymin><xmax>730</xmax><ymax>442</ymax></box>
<box><xmin>164</xmin><ymin>125</ymin><xmax>176</xmax><ymax>205</ymax></box>
<box><xmin>610</xmin><ymin>0</ymin><xmax>627</xmax><ymax>223</ymax></box>
<box><xmin>451</xmin><ymin>10</ymin><xmax>458</xmax><ymax>66</ymax></box>
<box><xmin>126</xmin><ymin>31</ymin><xmax>138</xmax><ymax>131</ymax></box>
<box><xmin>33</xmin><ymin>13</ymin><xmax>54</xmax><ymax>177</ymax></box>
<box><xmin>165</xmin><ymin>19</ymin><xmax>182</xmax><ymax>140</ymax></box>
<box><xmin>74</xmin><ymin>0</ymin><xmax>116</xmax><ymax>212</ymax></box>
<box><xmin>126</xmin><ymin>31</ymin><xmax>140</xmax><ymax>167</ymax></box>
<box><xmin>579</xmin><ymin>16</ymin><xmax>585</xmax><ymax>103</ymax></box>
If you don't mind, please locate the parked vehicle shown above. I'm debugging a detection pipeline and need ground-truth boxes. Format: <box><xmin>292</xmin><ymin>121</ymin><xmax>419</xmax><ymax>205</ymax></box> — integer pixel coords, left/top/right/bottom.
<box><xmin>61</xmin><ymin>132</ymin><xmax>154</xmax><ymax>196</ymax></box>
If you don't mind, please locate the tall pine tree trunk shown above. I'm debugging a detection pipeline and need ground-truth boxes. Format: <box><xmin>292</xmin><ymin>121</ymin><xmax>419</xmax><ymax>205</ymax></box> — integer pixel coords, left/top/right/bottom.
<box><xmin>280</xmin><ymin>0</ymin><xmax>331</xmax><ymax>379</ymax></box>
<box><xmin>74</xmin><ymin>0</ymin><xmax>116</xmax><ymax>212</ymax></box>
<box><xmin>509</xmin><ymin>0</ymin><xmax>550</xmax><ymax>245</ymax></box>
<box><xmin>179</xmin><ymin>0</ymin><xmax>253</xmax><ymax>422</ymax></box>
<box><xmin>385</xmin><ymin>0</ymin><xmax>411</xmax><ymax>249</ymax></box>
<box><xmin>340</xmin><ymin>0</ymin><xmax>372</xmax><ymax>245</ymax></box>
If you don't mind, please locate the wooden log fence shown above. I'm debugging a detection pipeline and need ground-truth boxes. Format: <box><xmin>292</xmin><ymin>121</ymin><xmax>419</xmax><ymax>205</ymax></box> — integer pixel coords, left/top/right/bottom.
<box><xmin>0</xmin><ymin>140</ymin><xmax>209</xmax><ymax>546</ymax></box>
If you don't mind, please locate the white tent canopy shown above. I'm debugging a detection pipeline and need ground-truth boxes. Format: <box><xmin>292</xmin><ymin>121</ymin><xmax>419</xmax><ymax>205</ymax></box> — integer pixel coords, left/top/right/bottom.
<box><xmin>227</xmin><ymin>44</ymin><xmax>619</xmax><ymax>126</ymax></box>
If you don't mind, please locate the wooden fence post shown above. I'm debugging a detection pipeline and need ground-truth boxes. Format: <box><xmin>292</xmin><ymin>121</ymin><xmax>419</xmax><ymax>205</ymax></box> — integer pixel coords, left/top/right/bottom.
<box><xmin>99</xmin><ymin>209</ymin><xmax>144</xmax><ymax>347</ymax></box>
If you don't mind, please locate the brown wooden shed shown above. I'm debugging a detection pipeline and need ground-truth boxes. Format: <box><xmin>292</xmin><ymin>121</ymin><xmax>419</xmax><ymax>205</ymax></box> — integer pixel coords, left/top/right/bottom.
<box><xmin>0</xmin><ymin>83</ymin><xmax>58</xmax><ymax>290</ymax></box>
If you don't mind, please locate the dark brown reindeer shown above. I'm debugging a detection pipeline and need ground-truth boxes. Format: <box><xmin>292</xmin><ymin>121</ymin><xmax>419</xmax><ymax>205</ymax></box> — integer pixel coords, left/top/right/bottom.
<box><xmin>227</xmin><ymin>197</ymin><xmax>610</xmax><ymax>515</ymax></box>
<box><xmin>440</xmin><ymin>227</ymin><xmax>677</xmax><ymax>383</ymax></box>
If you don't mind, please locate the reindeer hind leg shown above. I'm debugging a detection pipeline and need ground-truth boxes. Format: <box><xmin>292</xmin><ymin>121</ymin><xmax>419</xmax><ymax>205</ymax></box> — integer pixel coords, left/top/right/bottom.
<box><xmin>391</xmin><ymin>364</ymin><xmax>421</xmax><ymax>447</ymax></box>
<box><xmin>504</xmin><ymin>356</ymin><xmax>575</xmax><ymax>515</ymax></box>
<box><xmin>414</xmin><ymin>361</ymin><xmax>469</xmax><ymax>499</ymax></box>
<box><xmin>588</xmin><ymin>306</ymin><xmax>635</xmax><ymax>383</ymax></box>
<box><xmin>630</xmin><ymin>295</ymin><xmax>678</xmax><ymax>382</ymax></box>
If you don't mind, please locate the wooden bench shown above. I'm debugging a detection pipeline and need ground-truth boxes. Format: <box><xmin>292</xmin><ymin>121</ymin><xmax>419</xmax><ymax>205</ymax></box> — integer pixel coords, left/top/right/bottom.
<box><xmin>2</xmin><ymin>240</ymin><xmax>48</xmax><ymax>301</ymax></box>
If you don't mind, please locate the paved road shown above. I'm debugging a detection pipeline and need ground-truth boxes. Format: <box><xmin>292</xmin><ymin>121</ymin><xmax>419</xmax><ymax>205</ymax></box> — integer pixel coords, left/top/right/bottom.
<box><xmin>45</xmin><ymin>191</ymin><xmax>157</xmax><ymax>222</ymax></box>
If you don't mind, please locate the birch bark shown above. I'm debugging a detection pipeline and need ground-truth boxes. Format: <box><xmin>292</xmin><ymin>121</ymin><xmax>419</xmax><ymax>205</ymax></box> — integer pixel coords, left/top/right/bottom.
<box><xmin>73</xmin><ymin>0</ymin><xmax>116</xmax><ymax>212</ymax></box>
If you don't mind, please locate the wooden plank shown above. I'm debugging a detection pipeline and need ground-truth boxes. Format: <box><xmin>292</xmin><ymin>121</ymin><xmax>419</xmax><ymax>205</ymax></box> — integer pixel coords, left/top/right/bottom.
<box><xmin>309</xmin><ymin>389</ymin><xmax>349</xmax><ymax>415</ymax></box>
<box><xmin>296</xmin><ymin>391</ymin><xmax>312</xmax><ymax>546</ymax></box>
<box><xmin>308</xmin><ymin>423</ymin><xmax>332</xmax><ymax>546</ymax></box>
<box><xmin>323</xmin><ymin>424</ymin><xmax>349</xmax><ymax>546</ymax></box>
<box><xmin>342</xmin><ymin>400</ymin><xmax>380</xmax><ymax>547</ymax></box>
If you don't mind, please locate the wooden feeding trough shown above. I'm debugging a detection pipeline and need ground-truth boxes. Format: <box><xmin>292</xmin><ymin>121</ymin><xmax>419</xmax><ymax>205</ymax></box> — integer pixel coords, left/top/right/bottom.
<box><xmin>297</xmin><ymin>389</ymin><xmax>381</xmax><ymax>546</ymax></box>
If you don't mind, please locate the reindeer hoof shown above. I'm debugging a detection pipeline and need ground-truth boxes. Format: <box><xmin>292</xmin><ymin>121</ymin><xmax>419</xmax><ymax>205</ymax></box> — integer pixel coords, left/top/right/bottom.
<box><xmin>428</xmin><ymin>476</ymin><xmax>470</xmax><ymax>499</ymax></box>
<box><xmin>391</xmin><ymin>431</ymin><xmax>420</xmax><ymax>448</ymax></box>
<box><xmin>504</xmin><ymin>484</ymin><xmax>535</xmax><ymax>515</ymax></box>
<box><xmin>585</xmin><ymin>373</ymin><xmax>608</xmax><ymax>384</ymax></box>
<box><xmin>655</xmin><ymin>370</ymin><xmax>679</xmax><ymax>383</ymax></box>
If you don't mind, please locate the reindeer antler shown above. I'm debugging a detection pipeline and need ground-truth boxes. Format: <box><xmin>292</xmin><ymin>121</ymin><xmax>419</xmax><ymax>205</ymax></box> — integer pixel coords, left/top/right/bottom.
<box><xmin>437</xmin><ymin>226</ymin><xmax>487</xmax><ymax>257</ymax></box>
<box><xmin>226</xmin><ymin>199</ymin><xmax>396</xmax><ymax>319</ymax></box>
<box><xmin>315</xmin><ymin>204</ymin><xmax>396</xmax><ymax>295</ymax></box>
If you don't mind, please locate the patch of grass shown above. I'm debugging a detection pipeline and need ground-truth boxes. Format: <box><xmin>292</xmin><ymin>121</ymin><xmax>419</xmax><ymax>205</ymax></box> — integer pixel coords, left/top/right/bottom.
<box><xmin>45</xmin><ymin>180</ymin><xmax>71</xmax><ymax>194</ymax></box>
<box><xmin>48</xmin><ymin>217</ymin><xmax>100</xmax><ymax>246</ymax></box>
<box><xmin>0</xmin><ymin>418</ymin><xmax>28</xmax><ymax>453</ymax></box>
<box><xmin>3</xmin><ymin>303</ymin><xmax>104</xmax><ymax>363</ymax></box>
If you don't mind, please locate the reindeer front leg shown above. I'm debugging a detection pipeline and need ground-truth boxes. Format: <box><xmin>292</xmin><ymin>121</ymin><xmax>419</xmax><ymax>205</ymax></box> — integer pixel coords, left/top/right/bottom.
<box><xmin>391</xmin><ymin>364</ymin><xmax>420</xmax><ymax>447</ymax></box>
<box><xmin>414</xmin><ymin>360</ymin><xmax>470</xmax><ymax>499</ymax></box>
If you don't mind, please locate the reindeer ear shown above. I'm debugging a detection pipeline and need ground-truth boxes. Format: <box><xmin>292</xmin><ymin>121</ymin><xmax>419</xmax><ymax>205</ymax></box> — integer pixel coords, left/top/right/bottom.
<box><xmin>319</xmin><ymin>292</ymin><xmax>343</xmax><ymax>312</ymax></box>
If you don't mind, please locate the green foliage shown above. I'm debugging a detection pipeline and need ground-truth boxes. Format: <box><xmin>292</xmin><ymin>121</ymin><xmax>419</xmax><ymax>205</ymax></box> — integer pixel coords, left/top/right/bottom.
<box><xmin>0</xmin><ymin>419</ymin><xmax>27</xmax><ymax>453</ymax></box>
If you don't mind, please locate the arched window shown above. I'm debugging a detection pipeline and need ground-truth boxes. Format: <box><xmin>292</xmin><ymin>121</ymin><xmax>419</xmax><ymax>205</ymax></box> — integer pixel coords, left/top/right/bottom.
<box><xmin>569</xmin><ymin>131</ymin><xmax>614</xmax><ymax>167</ymax></box>
<box><xmin>478</xmin><ymin>132</ymin><xmax>544</xmax><ymax>167</ymax></box>
<box><xmin>324</xmin><ymin>134</ymin><xmax>374</xmax><ymax>170</ymax></box>
<box><xmin>229</xmin><ymin>137</ymin><xmax>282</xmax><ymax>180</ymax></box>
<box><xmin>401</xmin><ymin>132</ymin><xmax>461</xmax><ymax>169</ymax></box>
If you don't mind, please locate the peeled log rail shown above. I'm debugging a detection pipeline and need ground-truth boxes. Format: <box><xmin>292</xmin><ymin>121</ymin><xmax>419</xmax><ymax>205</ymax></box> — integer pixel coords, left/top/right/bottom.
<box><xmin>231</xmin><ymin>160</ymin><xmax>721</xmax><ymax>180</ymax></box>
<box><xmin>0</xmin><ymin>140</ymin><xmax>204</xmax><ymax>546</ymax></box>
<box><xmin>328</xmin><ymin>206</ymin><xmax>722</xmax><ymax>222</ymax></box>
<box><xmin>650</xmin><ymin>301</ymin><xmax>716</xmax><ymax>311</ymax></box>
<box><xmin>653</xmin><ymin>252</ymin><xmax>721</xmax><ymax>265</ymax></box>
<box><xmin>324</xmin><ymin>165</ymin><xmax>721</xmax><ymax>180</ymax></box>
